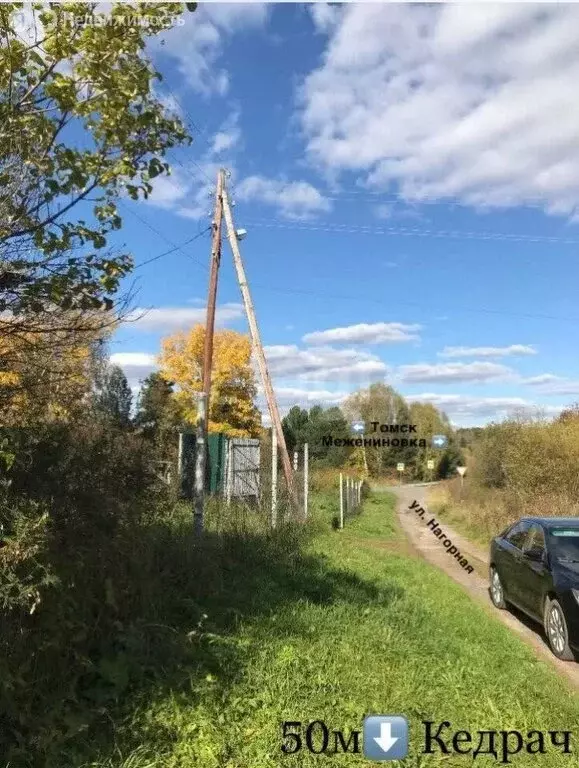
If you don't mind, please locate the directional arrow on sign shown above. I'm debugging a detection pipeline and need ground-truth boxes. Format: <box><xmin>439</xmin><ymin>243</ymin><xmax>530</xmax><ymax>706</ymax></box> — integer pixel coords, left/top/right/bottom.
<box><xmin>374</xmin><ymin>722</ymin><xmax>399</xmax><ymax>754</ymax></box>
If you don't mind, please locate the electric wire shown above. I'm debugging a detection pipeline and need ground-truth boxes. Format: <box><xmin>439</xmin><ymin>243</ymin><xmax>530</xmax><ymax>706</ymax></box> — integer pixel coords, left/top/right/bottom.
<box><xmin>242</xmin><ymin>219</ymin><xmax>579</xmax><ymax>246</ymax></box>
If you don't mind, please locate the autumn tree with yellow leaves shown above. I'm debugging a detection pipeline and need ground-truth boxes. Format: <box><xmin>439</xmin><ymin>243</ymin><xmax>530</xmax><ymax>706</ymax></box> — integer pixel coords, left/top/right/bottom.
<box><xmin>159</xmin><ymin>324</ymin><xmax>261</xmax><ymax>437</ymax></box>
<box><xmin>0</xmin><ymin>312</ymin><xmax>110</xmax><ymax>426</ymax></box>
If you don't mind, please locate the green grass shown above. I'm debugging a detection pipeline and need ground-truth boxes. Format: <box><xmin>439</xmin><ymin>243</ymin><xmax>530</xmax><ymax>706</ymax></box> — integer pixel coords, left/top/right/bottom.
<box><xmin>56</xmin><ymin>492</ymin><xmax>579</xmax><ymax>767</ymax></box>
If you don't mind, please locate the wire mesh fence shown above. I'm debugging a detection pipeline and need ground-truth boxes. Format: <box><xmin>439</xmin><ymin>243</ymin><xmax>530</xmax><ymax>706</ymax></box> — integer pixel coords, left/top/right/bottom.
<box><xmin>336</xmin><ymin>472</ymin><xmax>365</xmax><ymax>529</ymax></box>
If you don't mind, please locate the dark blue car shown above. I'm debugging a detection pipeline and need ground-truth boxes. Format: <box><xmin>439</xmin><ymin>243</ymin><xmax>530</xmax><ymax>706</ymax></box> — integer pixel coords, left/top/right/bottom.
<box><xmin>489</xmin><ymin>517</ymin><xmax>579</xmax><ymax>661</ymax></box>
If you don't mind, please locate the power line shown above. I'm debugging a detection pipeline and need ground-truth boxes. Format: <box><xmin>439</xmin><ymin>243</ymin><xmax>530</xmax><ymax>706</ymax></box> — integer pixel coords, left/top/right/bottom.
<box><xmin>135</xmin><ymin>227</ymin><xmax>210</xmax><ymax>269</ymax></box>
<box><xmin>119</xmin><ymin>201</ymin><xmax>210</xmax><ymax>270</ymax></box>
<box><xmin>320</xmin><ymin>189</ymin><xmax>550</xmax><ymax>210</ymax></box>
<box><xmin>243</xmin><ymin>219</ymin><xmax>579</xmax><ymax>246</ymax></box>
<box><xmin>248</xmin><ymin>280</ymin><xmax>579</xmax><ymax>325</ymax></box>
<box><xmin>159</xmin><ymin>84</ymin><xmax>217</xmax><ymax>187</ymax></box>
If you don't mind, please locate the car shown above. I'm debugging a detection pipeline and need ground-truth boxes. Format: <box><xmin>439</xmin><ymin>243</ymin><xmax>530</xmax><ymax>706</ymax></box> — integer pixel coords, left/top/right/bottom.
<box><xmin>489</xmin><ymin>517</ymin><xmax>579</xmax><ymax>661</ymax></box>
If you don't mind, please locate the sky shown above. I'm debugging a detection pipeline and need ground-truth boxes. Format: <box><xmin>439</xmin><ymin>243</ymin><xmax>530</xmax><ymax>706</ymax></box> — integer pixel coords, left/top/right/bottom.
<box><xmin>106</xmin><ymin>3</ymin><xmax>579</xmax><ymax>427</ymax></box>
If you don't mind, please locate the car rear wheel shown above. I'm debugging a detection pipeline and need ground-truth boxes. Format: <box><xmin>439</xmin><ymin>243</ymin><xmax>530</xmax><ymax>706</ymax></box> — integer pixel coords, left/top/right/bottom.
<box><xmin>544</xmin><ymin>598</ymin><xmax>575</xmax><ymax>661</ymax></box>
<box><xmin>489</xmin><ymin>566</ymin><xmax>506</xmax><ymax>609</ymax></box>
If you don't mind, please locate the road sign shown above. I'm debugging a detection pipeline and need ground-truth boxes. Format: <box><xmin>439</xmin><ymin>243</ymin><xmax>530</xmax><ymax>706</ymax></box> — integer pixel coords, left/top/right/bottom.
<box><xmin>432</xmin><ymin>434</ymin><xmax>448</xmax><ymax>449</ymax></box>
<box><xmin>457</xmin><ymin>466</ymin><xmax>467</xmax><ymax>476</ymax></box>
<box><xmin>427</xmin><ymin>459</ymin><xmax>435</xmax><ymax>470</ymax></box>
<box><xmin>363</xmin><ymin>715</ymin><xmax>409</xmax><ymax>761</ymax></box>
<box><xmin>397</xmin><ymin>463</ymin><xmax>405</xmax><ymax>472</ymax></box>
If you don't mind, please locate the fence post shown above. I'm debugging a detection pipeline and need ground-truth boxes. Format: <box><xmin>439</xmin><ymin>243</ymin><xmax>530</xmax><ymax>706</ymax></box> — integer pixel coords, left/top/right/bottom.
<box><xmin>271</xmin><ymin>426</ymin><xmax>278</xmax><ymax>529</ymax></box>
<box><xmin>177</xmin><ymin>431</ymin><xmax>183</xmax><ymax>480</ymax></box>
<box><xmin>303</xmin><ymin>442</ymin><xmax>309</xmax><ymax>521</ymax></box>
<box><xmin>339</xmin><ymin>472</ymin><xmax>344</xmax><ymax>529</ymax></box>
<box><xmin>193</xmin><ymin>393</ymin><xmax>207</xmax><ymax>535</ymax></box>
<box><xmin>225</xmin><ymin>438</ymin><xmax>233</xmax><ymax>506</ymax></box>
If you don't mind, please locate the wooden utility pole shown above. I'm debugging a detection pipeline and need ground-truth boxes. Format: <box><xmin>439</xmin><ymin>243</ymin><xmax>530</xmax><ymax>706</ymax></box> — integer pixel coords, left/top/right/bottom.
<box><xmin>201</xmin><ymin>168</ymin><xmax>225</xmax><ymax>432</ymax></box>
<box><xmin>221</xmin><ymin>181</ymin><xmax>297</xmax><ymax>507</ymax></box>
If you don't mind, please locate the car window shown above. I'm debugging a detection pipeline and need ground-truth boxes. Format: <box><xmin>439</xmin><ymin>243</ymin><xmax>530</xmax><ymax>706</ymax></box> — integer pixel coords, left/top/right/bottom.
<box><xmin>505</xmin><ymin>521</ymin><xmax>530</xmax><ymax>549</ymax></box>
<box><xmin>524</xmin><ymin>525</ymin><xmax>545</xmax><ymax>554</ymax></box>
<box><xmin>548</xmin><ymin>528</ymin><xmax>579</xmax><ymax>562</ymax></box>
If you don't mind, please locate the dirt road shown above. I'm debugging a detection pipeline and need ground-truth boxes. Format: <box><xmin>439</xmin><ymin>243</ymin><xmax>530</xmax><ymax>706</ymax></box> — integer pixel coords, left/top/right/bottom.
<box><xmin>380</xmin><ymin>483</ymin><xmax>579</xmax><ymax>690</ymax></box>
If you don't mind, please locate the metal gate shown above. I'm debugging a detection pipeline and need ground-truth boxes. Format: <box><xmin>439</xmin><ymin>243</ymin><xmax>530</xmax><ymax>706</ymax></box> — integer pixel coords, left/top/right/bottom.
<box><xmin>224</xmin><ymin>437</ymin><xmax>260</xmax><ymax>499</ymax></box>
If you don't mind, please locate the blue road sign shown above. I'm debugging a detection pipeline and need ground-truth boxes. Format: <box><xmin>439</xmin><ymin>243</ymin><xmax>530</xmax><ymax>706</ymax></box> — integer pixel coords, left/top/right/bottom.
<box><xmin>363</xmin><ymin>715</ymin><xmax>409</xmax><ymax>761</ymax></box>
<box><xmin>432</xmin><ymin>434</ymin><xmax>448</xmax><ymax>449</ymax></box>
<box><xmin>351</xmin><ymin>420</ymin><xmax>365</xmax><ymax>434</ymax></box>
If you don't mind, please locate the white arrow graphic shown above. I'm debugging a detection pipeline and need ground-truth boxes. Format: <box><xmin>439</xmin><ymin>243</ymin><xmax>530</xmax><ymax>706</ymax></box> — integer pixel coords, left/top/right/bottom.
<box><xmin>374</xmin><ymin>722</ymin><xmax>398</xmax><ymax>753</ymax></box>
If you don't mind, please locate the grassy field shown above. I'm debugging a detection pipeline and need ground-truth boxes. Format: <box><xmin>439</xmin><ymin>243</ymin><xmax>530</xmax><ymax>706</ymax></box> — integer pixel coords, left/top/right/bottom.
<box><xmin>425</xmin><ymin>480</ymin><xmax>498</xmax><ymax>546</ymax></box>
<box><xmin>55</xmin><ymin>491</ymin><xmax>579</xmax><ymax>767</ymax></box>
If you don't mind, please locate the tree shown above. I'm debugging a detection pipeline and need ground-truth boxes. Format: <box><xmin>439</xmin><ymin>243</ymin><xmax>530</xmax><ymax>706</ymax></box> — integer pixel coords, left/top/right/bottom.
<box><xmin>342</xmin><ymin>383</ymin><xmax>411</xmax><ymax>476</ymax></box>
<box><xmin>557</xmin><ymin>402</ymin><xmax>579</xmax><ymax>423</ymax></box>
<box><xmin>0</xmin><ymin>2</ymin><xmax>190</xmax><ymax>319</ymax></box>
<box><xmin>0</xmin><ymin>312</ymin><xmax>108</xmax><ymax>426</ymax></box>
<box><xmin>135</xmin><ymin>372</ymin><xmax>174</xmax><ymax>433</ymax></box>
<box><xmin>134</xmin><ymin>371</ymin><xmax>180</xmax><ymax>459</ymax></box>
<box><xmin>282</xmin><ymin>406</ymin><xmax>309</xmax><ymax>454</ymax></box>
<box><xmin>159</xmin><ymin>325</ymin><xmax>261</xmax><ymax>437</ymax></box>
<box><xmin>408</xmin><ymin>401</ymin><xmax>455</xmax><ymax>480</ymax></box>
<box><xmin>94</xmin><ymin>364</ymin><xmax>132</xmax><ymax>427</ymax></box>
<box><xmin>282</xmin><ymin>404</ymin><xmax>352</xmax><ymax>468</ymax></box>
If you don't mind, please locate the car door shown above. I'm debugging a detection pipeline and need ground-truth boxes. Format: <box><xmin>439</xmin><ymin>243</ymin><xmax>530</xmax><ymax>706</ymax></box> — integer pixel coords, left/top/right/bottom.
<box><xmin>517</xmin><ymin>524</ymin><xmax>549</xmax><ymax>619</ymax></box>
<box><xmin>497</xmin><ymin>521</ymin><xmax>531</xmax><ymax>606</ymax></box>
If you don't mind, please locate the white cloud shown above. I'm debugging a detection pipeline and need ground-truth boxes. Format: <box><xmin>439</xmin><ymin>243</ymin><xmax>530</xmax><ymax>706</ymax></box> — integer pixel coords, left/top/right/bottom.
<box><xmin>523</xmin><ymin>373</ymin><xmax>564</xmax><ymax>386</ymax></box>
<box><xmin>303</xmin><ymin>321</ymin><xmax>421</xmax><ymax>346</ymax></box>
<box><xmin>309</xmin><ymin>3</ymin><xmax>342</xmax><ymax>35</ymax></box>
<box><xmin>110</xmin><ymin>352</ymin><xmax>157</xmax><ymax>385</ymax></box>
<box><xmin>271</xmin><ymin>386</ymin><xmax>348</xmax><ymax>407</ymax></box>
<box><xmin>398</xmin><ymin>361</ymin><xmax>513</xmax><ymax>384</ymax></box>
<box><xmin>235</xmin><ymin>176</ymin><xmax>331</xmax><ymax>220</ymax></box>
<box><xmin>140</xmin><ymin>109</ymin><xmax>241</xmax><ymax>219</ymax></box>
<box><xmin>150</xmin><ymin>4</ymin><xmax>269</xmax><ymax>96</ymax></box>
<box><xmin>208</xmin><ymin>111</ymin><xmax>241</xmax><ymax>156</ymax></box>
<box><xmin>439</xmin><ymin>344</ymin><xmax>537</xmax><ymax>359</ymax></box>
<box><xmin>128</xmin><ymin>302</ymin><xmax>244</xmax><ymax>332</ymax></box>
<box><xmin>407</xmin><ymin>393</ymin><xmax>563</xmax><ymax>425</ymax></box>
<box><xmin>522</xmin><ymin>374</ymin><xmax>579</xmax><ymax>395</ymax></box>
<box><xmin>145</xmin><ymin>169</ymin><xmax>191</xmax><ymax>210</ymax></box>
<box><xmin>300</xmin><ymin>4</ymin><xmax>579</xmax><ymax>218</ymax></box>
<box><xmin>264</xmin><ymin>344</ymin><xmax>388</xmax><ymax>382</ymax></box>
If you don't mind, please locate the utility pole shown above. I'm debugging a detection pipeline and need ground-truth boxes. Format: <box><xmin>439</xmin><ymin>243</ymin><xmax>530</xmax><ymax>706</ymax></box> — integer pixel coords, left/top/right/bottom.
<box><xmin>221</xmin><ymin>179</ymin><xmax>297</xmax><ymax>508</ymax></box>
<box><xmin>201</xmin><ymin>168</ymin><xmax>225</xmax><ymax>433</ymax></box>
<box><xmin>193</xmin><ymin>392</ymin><xmax>207</xmax><ymax>534</ymax></box>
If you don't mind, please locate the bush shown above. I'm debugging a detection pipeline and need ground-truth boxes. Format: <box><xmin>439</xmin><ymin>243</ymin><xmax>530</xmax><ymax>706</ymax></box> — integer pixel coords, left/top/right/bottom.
<box><xmin>0</xmin><ymin>418</ymin><xmax>175</xmax><ymax>764</ymax></box>
<box><xmin>0</xmin><ymin>417</ymin><xmax>316</xmax><ymax>766</ymax></box>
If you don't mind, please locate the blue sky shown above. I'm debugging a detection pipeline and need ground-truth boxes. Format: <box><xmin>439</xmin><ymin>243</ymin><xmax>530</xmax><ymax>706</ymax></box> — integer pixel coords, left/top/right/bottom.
<box><xmin>107</xmin><ymin>3</ymin><xmax>579</xmax><ymax>426</ymax></box>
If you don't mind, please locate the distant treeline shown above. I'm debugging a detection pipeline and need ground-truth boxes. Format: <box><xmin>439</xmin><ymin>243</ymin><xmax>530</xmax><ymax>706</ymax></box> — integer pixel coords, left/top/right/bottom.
<box><xmin>281</xmin><ymin>382</ymin><xmax>465</xmax><ymax>480</ymax></box>
<box><xmin>430</xmin><ymin>403</ymin><xmax>579</xmax><ymax>542</ymax></box>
